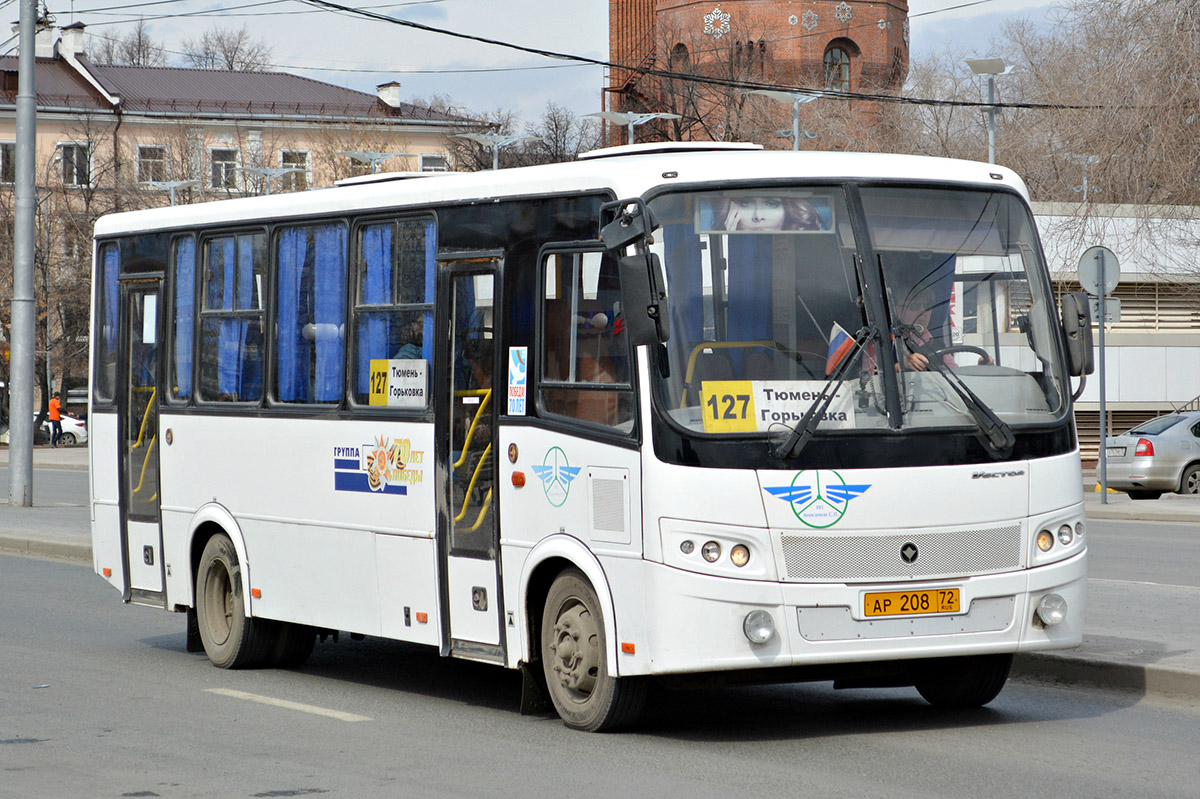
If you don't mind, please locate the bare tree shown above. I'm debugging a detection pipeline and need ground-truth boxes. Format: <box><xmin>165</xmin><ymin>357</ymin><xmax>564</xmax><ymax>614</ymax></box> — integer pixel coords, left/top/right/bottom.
<box><xmin>181</xmin><ymin>24</ymin><xmax>274</xmax><ymax>71</ymax></box>
<box><xmin>524</xmin><ymin>102</ymin><xmax>601</xmax><ymax>164</ymax></box>
<box><xmin>91</xmin><ymin>19</ymin><xmax>168</xmax><ymax>66</ymax></box>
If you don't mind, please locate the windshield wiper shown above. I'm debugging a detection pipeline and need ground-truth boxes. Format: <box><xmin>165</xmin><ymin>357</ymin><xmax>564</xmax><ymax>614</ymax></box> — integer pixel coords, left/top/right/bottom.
<box><xmin>896</xmin><ymin>325</ymin><xmax>1015</xmax><ymax>455</ymax></box>
<box><xmin>772</xmin><ymin>326</ymin><xmax>876</xmax><ymax>460</ymax></box>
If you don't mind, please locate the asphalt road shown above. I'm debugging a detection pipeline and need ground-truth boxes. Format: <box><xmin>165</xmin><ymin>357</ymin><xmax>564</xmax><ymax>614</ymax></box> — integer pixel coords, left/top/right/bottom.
<box><xmin>3</xmin><ymin>554</ymin><xmax>1200</xmax><ymax>799</ymax></box>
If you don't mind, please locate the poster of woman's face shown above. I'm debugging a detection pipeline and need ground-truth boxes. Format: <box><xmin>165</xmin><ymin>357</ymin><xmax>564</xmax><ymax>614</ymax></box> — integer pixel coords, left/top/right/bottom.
<box><xmin>697</xmin><ymin>194</ymin><xmax>833</xmax><ymax>234</ymax></box>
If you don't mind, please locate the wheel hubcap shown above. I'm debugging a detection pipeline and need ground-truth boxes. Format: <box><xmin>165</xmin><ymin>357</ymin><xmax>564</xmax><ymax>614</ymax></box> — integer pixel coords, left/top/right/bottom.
<box><xmin>549</xmin><ymin>601</ymin><xmax>599</xmax><ymax>700</ymax></box>
<box><xmin>204</xmin><ymin>561</ymin><xmax>233</xmax><ymax>646</ymax></box>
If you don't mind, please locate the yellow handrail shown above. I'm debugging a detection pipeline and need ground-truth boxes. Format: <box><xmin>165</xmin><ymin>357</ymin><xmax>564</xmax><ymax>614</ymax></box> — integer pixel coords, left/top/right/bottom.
<box><xmin>452</xmin><ymin>388</ymin><xmax>491</xmax><ymax>470</ymax></box>
<box><xmin>132</xmin><ymin>386</ymin><xmax>157</xmax><ymax>448</ymax></box>
<box><xmin>131</xmin><ymin>435</ymin><xmax>157</xmax><ymax>495</ymax></box>
<box><xmin>454</xmin><ymin>442</ymin><xmax>492</xmax><ymax>523</ymax></box>
<box><xmin>467</xmin><ymin>487</ymin><xmax>492</xmax><ymax>532</ymax></box>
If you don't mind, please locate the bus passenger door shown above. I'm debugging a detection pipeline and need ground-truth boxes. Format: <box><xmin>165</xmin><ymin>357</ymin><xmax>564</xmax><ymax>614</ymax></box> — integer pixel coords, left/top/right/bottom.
<box><xmin>118</xmin><ymin>279</ymin><xmax>165</xmax><ymax>604</ymax></box>
<box><xmin>437</xmin><ymin>258</ymin><xmax>504</xmax><ymax>660</ymax></box>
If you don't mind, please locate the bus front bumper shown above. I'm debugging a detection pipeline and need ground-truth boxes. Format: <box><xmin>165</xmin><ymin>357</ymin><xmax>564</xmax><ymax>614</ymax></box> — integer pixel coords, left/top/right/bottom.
<box><xmin>630</xmin><ymin>551</ymin><xmax>1086</xmax><ymax>677</ymax></box>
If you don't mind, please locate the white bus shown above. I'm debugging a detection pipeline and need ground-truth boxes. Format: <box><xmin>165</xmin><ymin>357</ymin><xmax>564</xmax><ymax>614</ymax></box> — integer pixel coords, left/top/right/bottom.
<box><xmin>90</xmin><ymin>143</ymin><xmax>1094</xmax><ymax>731</ymax></box>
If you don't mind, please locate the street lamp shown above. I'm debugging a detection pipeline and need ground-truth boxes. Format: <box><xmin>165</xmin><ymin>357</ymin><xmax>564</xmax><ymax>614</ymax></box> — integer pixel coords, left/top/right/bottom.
<box><xmin>456</xmin><ymin>133</ymin><xmax>543</xmax><ymax>170</ymax></box>
<box><xmin>236</xmin><ymin>166</ymin><xmax>305</xmax><ymax>196</ymax></box>
<box><xmin>586</xmin><ymin>111</ymin><xmax>683</xmax><ymax>146</ymax></box>
<box><xmin>1067</xmin><ymin>154</ymin><xmax>1101</xmax><ymax>200</ymax></box>
<box><xmin>745</xmin><ymin>90</ymin><xmax>820</xmax><ymax>151</ymax></box>
<box><xmin>335</xmin><ymin>151</ymin><xmax>414</xmax><ymax>174</ymax></box>
<box><xmin>139</xmin><ymin>179</ymin><xmax>199</xmax><ymax>205</ymax></box>
<box><xmin>965</xmin><ymin>57</ymin><xmax>1015</xmax><ymax>164</ymax></box>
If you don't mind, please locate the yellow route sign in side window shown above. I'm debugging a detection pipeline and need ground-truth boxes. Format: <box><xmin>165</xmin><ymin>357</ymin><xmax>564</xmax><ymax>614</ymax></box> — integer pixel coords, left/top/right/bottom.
<box><xmin>700</xmin><ymin>380</ymin><xmax>757</xmax><ymax>433</ymax></box>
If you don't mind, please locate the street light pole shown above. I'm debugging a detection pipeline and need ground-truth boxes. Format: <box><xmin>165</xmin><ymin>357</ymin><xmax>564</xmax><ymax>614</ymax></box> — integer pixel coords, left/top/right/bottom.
<box><xmin>455</xmin><ymin>133</ymin><xmax>544</xmax><ymax>170</ymax></box>
<box><xmin>745</xmin><ymin>90</ymin><xmax>820</xmax><ymax>151</ymax></box>
<box><xmin>236</xmin><ymin>167</ymin><xmax>305</xmax><ymax>196</ymax></box>
<box><xmin>965</xmin><ymin>58</ymin><xmax>1014</xmax><ymax>165</ymax></box>
<box><xmin>585</xmin><ymin>112</ymin><xmax>683</xmax><ymax>146</ymax></box>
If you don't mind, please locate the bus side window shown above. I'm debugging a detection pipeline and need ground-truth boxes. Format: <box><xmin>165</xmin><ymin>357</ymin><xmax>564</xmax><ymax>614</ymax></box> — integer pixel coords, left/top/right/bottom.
<box><xmin>198</xmin><ymin>232</ymin><xmax>266</xmax><ymax>403</ymax></box>
<box><xmin>539</xmin><ymin>251</ymin><xmax>634</xmax><ymax>429</ymax></box>
<box><xmin>351</xmin><ymin>218</ymin><xmax>434</xmax><ymax>408</ymax></box>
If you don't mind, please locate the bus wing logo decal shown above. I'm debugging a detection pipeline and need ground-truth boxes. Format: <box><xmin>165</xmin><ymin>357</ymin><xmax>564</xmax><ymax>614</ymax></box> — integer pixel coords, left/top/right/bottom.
<box><xmin>763</xmin><ymin>470</ymin><xmax>870</xmax><ymax>528</ymax></box>
<box><xmin>532</xmin><ymin>447</ymin><xmax>579</xmax><ymax>507</ymax></box>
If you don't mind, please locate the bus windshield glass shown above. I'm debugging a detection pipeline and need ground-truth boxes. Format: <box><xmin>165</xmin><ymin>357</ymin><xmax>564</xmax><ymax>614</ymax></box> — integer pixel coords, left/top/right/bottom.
<box><xmin>647</xmin><ymin>185</ymin><xmax>1068</xmax><ymax>437</ymax></box>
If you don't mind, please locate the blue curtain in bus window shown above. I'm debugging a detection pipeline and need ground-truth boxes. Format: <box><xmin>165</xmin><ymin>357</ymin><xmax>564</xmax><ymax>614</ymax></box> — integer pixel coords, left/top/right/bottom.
<box><xmin>357</xmin><ymin>223</ymin><xmax>392</xmax><ymax>395</ymax></box>
<box><xmin>726</xmin><ymin>236</ymin><xmax>773</xmax><ymax>358</ymax></box>
<box><xmin>663</xmin><ymin>223</ymin><xmax>703</xmax><ymax>346</ymax></box>
<box><xmin>102</xmin><ymin>243</ymin><xmax>119</xmax><ymax>352</ymax></box>
<box><xmin>174</xmin><ymin>237</ymin><xmax>195</xmax><ymax>398</ymax></box>
<box><xmin>313</xmin><ymin>224</ymin><xmax>347</xmax><ymax>401</ymax></box>
<box><xmin>276</xmin><ymin>228</ymin><xmax>309</xmax><ymax>402</ymax></box>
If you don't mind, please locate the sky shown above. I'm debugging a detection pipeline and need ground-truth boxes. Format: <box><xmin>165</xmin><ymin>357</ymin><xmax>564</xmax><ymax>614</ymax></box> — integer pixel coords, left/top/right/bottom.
<box><xmin>30</xmin><ymin>0</ymin><xmax>1059</xmax><ymax>126</ymax></box>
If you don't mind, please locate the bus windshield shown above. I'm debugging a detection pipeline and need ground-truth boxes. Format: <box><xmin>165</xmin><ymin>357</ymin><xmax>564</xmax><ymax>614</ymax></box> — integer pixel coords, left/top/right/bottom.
<box><xmin>647</xmin><ymin>185</ymin><xmax>1068</xmax><ymax>438</ymax></box>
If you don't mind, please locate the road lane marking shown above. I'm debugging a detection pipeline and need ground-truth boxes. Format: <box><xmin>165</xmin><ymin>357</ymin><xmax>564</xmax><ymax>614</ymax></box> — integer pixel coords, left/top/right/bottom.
<box><xmin>206</xmin><ymin>689</ymin><xmax>373</xmax><ymax>722</ymax></box>
<box><xmin>1090</xmin><ymin>577</ymin><xmax>1200</xmax><ymax>591</ymax></box>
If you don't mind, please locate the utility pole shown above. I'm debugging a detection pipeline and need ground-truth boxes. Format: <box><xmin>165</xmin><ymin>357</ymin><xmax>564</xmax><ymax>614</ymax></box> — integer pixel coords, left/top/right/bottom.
<box><xmin>9</xmin><ymin>0</ymin><xmax>39</xmax><ymax>506</ymax></box>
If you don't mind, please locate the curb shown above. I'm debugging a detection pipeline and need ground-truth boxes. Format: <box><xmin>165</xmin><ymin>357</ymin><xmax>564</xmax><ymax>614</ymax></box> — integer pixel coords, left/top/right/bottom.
<box><xmin>1013</xmin><ymin>652</ymin><xmax>1200</xmax><ymax>702</ymax></box>
<box><xmin>0</xmin><ymin>535</ymin><xmax>91</xmax><ymax>563</ymax></box>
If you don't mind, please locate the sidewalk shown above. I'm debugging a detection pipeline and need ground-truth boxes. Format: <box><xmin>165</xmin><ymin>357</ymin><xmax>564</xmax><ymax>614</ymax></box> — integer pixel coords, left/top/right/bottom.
<box><xmin>1</xmin><ymin>446</ymin><xmax>1197</xmax><ymax>703</ymax></box>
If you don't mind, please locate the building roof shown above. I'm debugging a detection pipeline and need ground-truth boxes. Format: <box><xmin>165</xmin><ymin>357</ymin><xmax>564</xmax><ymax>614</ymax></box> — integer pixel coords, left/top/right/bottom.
<box><xmin>0</xmin><ymin>46</ymin><xmax>471</xmax><ymax>125</ymax></box>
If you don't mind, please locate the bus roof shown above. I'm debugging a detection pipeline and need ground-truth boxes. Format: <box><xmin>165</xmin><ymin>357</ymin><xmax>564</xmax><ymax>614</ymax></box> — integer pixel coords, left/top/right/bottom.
<box><xmin>93</xmin><ymin>148</ymin><xmax>1030</xmax><ymax>238</ymax></box>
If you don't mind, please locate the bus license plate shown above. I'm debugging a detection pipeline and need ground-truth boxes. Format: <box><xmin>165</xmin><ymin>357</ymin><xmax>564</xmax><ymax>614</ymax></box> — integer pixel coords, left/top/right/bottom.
<box><xmin>864</xmin><ymin>588</ymin><xmax>960</xmax><ymax>617</ymax></box>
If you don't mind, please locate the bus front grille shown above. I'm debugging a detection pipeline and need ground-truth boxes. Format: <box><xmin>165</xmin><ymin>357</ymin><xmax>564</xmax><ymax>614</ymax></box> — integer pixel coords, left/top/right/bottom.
<box><xmin>779</xmin><ymin>524</ymin><xmax>1023</xmax><ymax>582</ymax></box>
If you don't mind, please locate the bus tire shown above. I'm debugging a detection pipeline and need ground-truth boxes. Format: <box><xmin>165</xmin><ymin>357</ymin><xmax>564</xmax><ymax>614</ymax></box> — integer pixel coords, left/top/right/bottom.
<box><xmin>914</xmin><ymin>653</ymin><xmax>1012</xmax><ymax>708</ymax></box>
<box><xmin>541</xmin><ymin>569</ymin><xmax>646</xmax><ymax>731</ymax></box>
<box><xmin>268</xmin><ymin>623</ymin><xmax>316</xmax><ymax>669</ymax></box>
<box><xmin>195</xmin><ymin>534</ymin><xmax>273</xmax><ymax>669</ymax></box>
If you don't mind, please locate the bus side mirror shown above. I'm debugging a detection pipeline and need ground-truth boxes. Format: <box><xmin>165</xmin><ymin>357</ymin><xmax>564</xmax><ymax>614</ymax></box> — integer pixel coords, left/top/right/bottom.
<box><xmin>601</xmin><ymin>198</ymin><xmax>670</xmax><ymax>346</ymax></box>
<box><xmin>618</xmin><ymin>251</ymin><xmax>669</xmax><ymax>346</ymax></box>
<box><xmin>1061</xmin><ymin>292</ymin><xmax>1094</xmax><ymax>376</ymax></box>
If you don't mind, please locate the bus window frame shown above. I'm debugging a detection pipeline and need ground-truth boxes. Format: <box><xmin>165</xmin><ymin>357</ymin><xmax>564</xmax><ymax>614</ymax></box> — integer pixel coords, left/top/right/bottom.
<box><xmin>164</xmin><ymin>232</ymin><xmax>197</xmax><ymax>408</ymax></box>
<box><xmin>195</xmin><ymin>226</ymin><xmax>269</xmax><ymax>407</ymax></box>
<box><xmin>346</xmin><ymin>212</ymin><xmax>437</xmax><ymax>414</ymax></box>
<box><xmin>534</xmin><ymin>241</ymin><xmax>639</xmax><ymax>439</ymax></box>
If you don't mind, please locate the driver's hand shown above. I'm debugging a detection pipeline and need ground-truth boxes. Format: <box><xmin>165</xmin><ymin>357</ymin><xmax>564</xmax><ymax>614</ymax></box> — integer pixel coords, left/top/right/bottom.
<box><xmin>905</xmin><ymin>352</ymin><xmax>929</xmax><ymax>371</ymax></box>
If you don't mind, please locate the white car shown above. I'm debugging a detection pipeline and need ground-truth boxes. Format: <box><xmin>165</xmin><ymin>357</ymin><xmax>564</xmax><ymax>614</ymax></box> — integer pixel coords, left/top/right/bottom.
<box><xmin>38</xmin><ymin>414</ymin><xmax>88</xmax><ymax>446</ymax></box>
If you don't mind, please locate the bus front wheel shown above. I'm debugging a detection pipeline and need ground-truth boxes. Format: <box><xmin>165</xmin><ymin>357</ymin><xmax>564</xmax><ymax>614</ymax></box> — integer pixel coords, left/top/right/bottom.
<box><xmin>195</xmin><ymin>534</ymin><xmax>274</xmax><ymax>669</ymax></box>
<box><xmin>914</xmin><ymin>653</ymin><xmax>1012</xmax><ymax>708</ymax></box>
<box><xmin>540</xmin><ymin>569</ymin><xmax>646</xmax><ymax>731</ymax></box>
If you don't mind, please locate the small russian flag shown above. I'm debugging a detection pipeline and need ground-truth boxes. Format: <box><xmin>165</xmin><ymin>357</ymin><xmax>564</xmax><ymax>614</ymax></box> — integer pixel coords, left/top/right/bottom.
<box><xmin>825</xmin><ymin>322</ymin><xmax>855</xmax><ymax>376</ymax></box>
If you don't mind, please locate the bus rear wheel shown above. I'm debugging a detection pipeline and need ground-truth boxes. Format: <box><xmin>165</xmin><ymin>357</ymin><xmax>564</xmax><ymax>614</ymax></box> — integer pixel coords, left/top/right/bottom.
<box><xmin>914</xmin><ymin>653</ymin><xmax>1012</xmax><ymax>708</ymax></box>
<box><xmin>541</xmin><ymin>569</ymin><xmax>646</xmax><ymax>731</ymax></box>
<box><xmin>196</xmin><ymin>534</ymin><xmax>273</xmax><ymax>669</ymax></box>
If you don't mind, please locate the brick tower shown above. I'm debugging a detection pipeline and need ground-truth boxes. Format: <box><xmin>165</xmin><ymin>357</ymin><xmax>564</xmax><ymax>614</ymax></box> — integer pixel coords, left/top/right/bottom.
<box><xmin>606</xmin><ymin>1</ymin><xmax>910</xmax><ymax>145</ymax></box>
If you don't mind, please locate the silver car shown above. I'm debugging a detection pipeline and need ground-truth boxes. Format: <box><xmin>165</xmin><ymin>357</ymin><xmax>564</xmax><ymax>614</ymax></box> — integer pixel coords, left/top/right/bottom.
<box><xmin>1103</xmin><ymin>412</ymin><xmax>1200</xmax><ymax>500</ymax></box>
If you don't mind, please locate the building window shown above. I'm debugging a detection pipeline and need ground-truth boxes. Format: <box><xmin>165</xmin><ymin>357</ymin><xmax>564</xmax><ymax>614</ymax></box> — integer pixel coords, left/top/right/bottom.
<box><xmin>0</xmin><ymin>142</ymin><xmax>14</xmax><ymax>183</ymax></box>
<box><xmin>137</xmin><ymin>145</ymin><xmax>167</xmax><ymax>183</ymax></box>
<box><xmin>279</xmin><ymin>150</ymin><xmax>309</xmax><ymax>191</ymax></box>
<box><xmin>824</xmin><ymin>46</ymin><xmax>851</xmax><ymax>92</ymax></box>
<box><xmin>210</xmin><ymin>148</ymin><xmax>239</xmax><ymax>191</ymax></box>
<box><xmin>60</xmin><ymin>143</ymin><xmax>90</xmax><ymax>186</ymax></box>
<box><xmin>419</xmin><ymin>153</ymin><xmax>450</xmax><ymax>172</ymax></box>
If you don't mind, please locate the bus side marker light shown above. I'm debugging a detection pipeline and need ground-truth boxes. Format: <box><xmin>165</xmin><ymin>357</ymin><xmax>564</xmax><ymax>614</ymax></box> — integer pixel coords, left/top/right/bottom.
<box><xmin>1036</xmin><ymin>530</ymin><xmax>1055</xmax><ymax>552</ymax></box>
<box><xmin>251</xmin><ymin>589</ymin><xmax>262</xmax><ymax>599</ymax></box>
<box><xmin>416</xmin><ymin>612</ymin><xmax>428</xmax><ymax>624</ymax></box>
<box><xmin>512</xmin><ymin>471</ymin><xmax>526</xmax><ymax>488</ymax></box>
<box><xmin>743</xmin><ymin>610</ymin><xmax>775</xmax><ymax>644</ymax></box>
<box><xmin>1036</xmin><ymin>593</ymin><xmax>1068</xmax><ymax>626</ymax></box>
<box><xmin>621</xmin><ymin>642</ymin><xmax>635</xmax><ymax>654</ymax></box>
<box><xmin>103</xmin><ymin>567</ymin><xmax>112</xmax><ymax>578</ymax></box>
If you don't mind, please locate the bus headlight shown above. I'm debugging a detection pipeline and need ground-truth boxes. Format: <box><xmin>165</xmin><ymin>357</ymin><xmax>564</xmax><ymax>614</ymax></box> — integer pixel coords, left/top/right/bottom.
<box><xmin>1057</xmin><ymin>524</ymin><xmax>1074</xmax><ymax>545</ymax></box>
<box><xmin>1036</xmin><ymin>593</ymin><xmax>1068</xmax><ymax>626</ymax></box>
<box><xmin>1036</xmin><ymin>529</ymin><xmax>1055</xmax><ymax>552</ymax></box>
<box><xmin>743</xmin><ymin>610</ymin><xmax>775</xmax><ymax>644</ymax></box>
<box><xmin>701</xmin><ymin>541</ymin><xmax>721</xmax><ymax>563</ymax></box>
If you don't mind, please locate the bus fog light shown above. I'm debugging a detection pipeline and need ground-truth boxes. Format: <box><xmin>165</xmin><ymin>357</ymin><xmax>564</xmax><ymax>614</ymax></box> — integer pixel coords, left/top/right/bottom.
<box><xmin>1075</xmin><ymin>521</ymin><xmax>1085</xmax><ymax>539</ymax></box>
<box><xmin>1036</xmin><ymin>529</ymin><xmax>1055</xmax><ymax>552</ymax></box>
<box><xmin>1036</xmin><ymin>593</ymin><xmax>1068</xmax><ymax>626</ymax></box>
<box><xmin>743</xmin><ymin>610</ymin><xmax>775</xmax><ymax>644</ymax></box>
<box><xmin>680</xmin><ymin>540</ymin><xmax>695</xmax><ymax>555</ymax></box>
<box><xmin>1057</xmin><ymin>524</ymin><xmax>1074</xmax><ymax>545</ymax></box>
<box><xmin>730</xmin><ymin>544</ymin><xmax>750</xmax><ymax>568</ymax></box>
<box><xmin>701</xmin><ymin>541</ymin><xmax>721</xmax><ymax>563</ymax></box>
